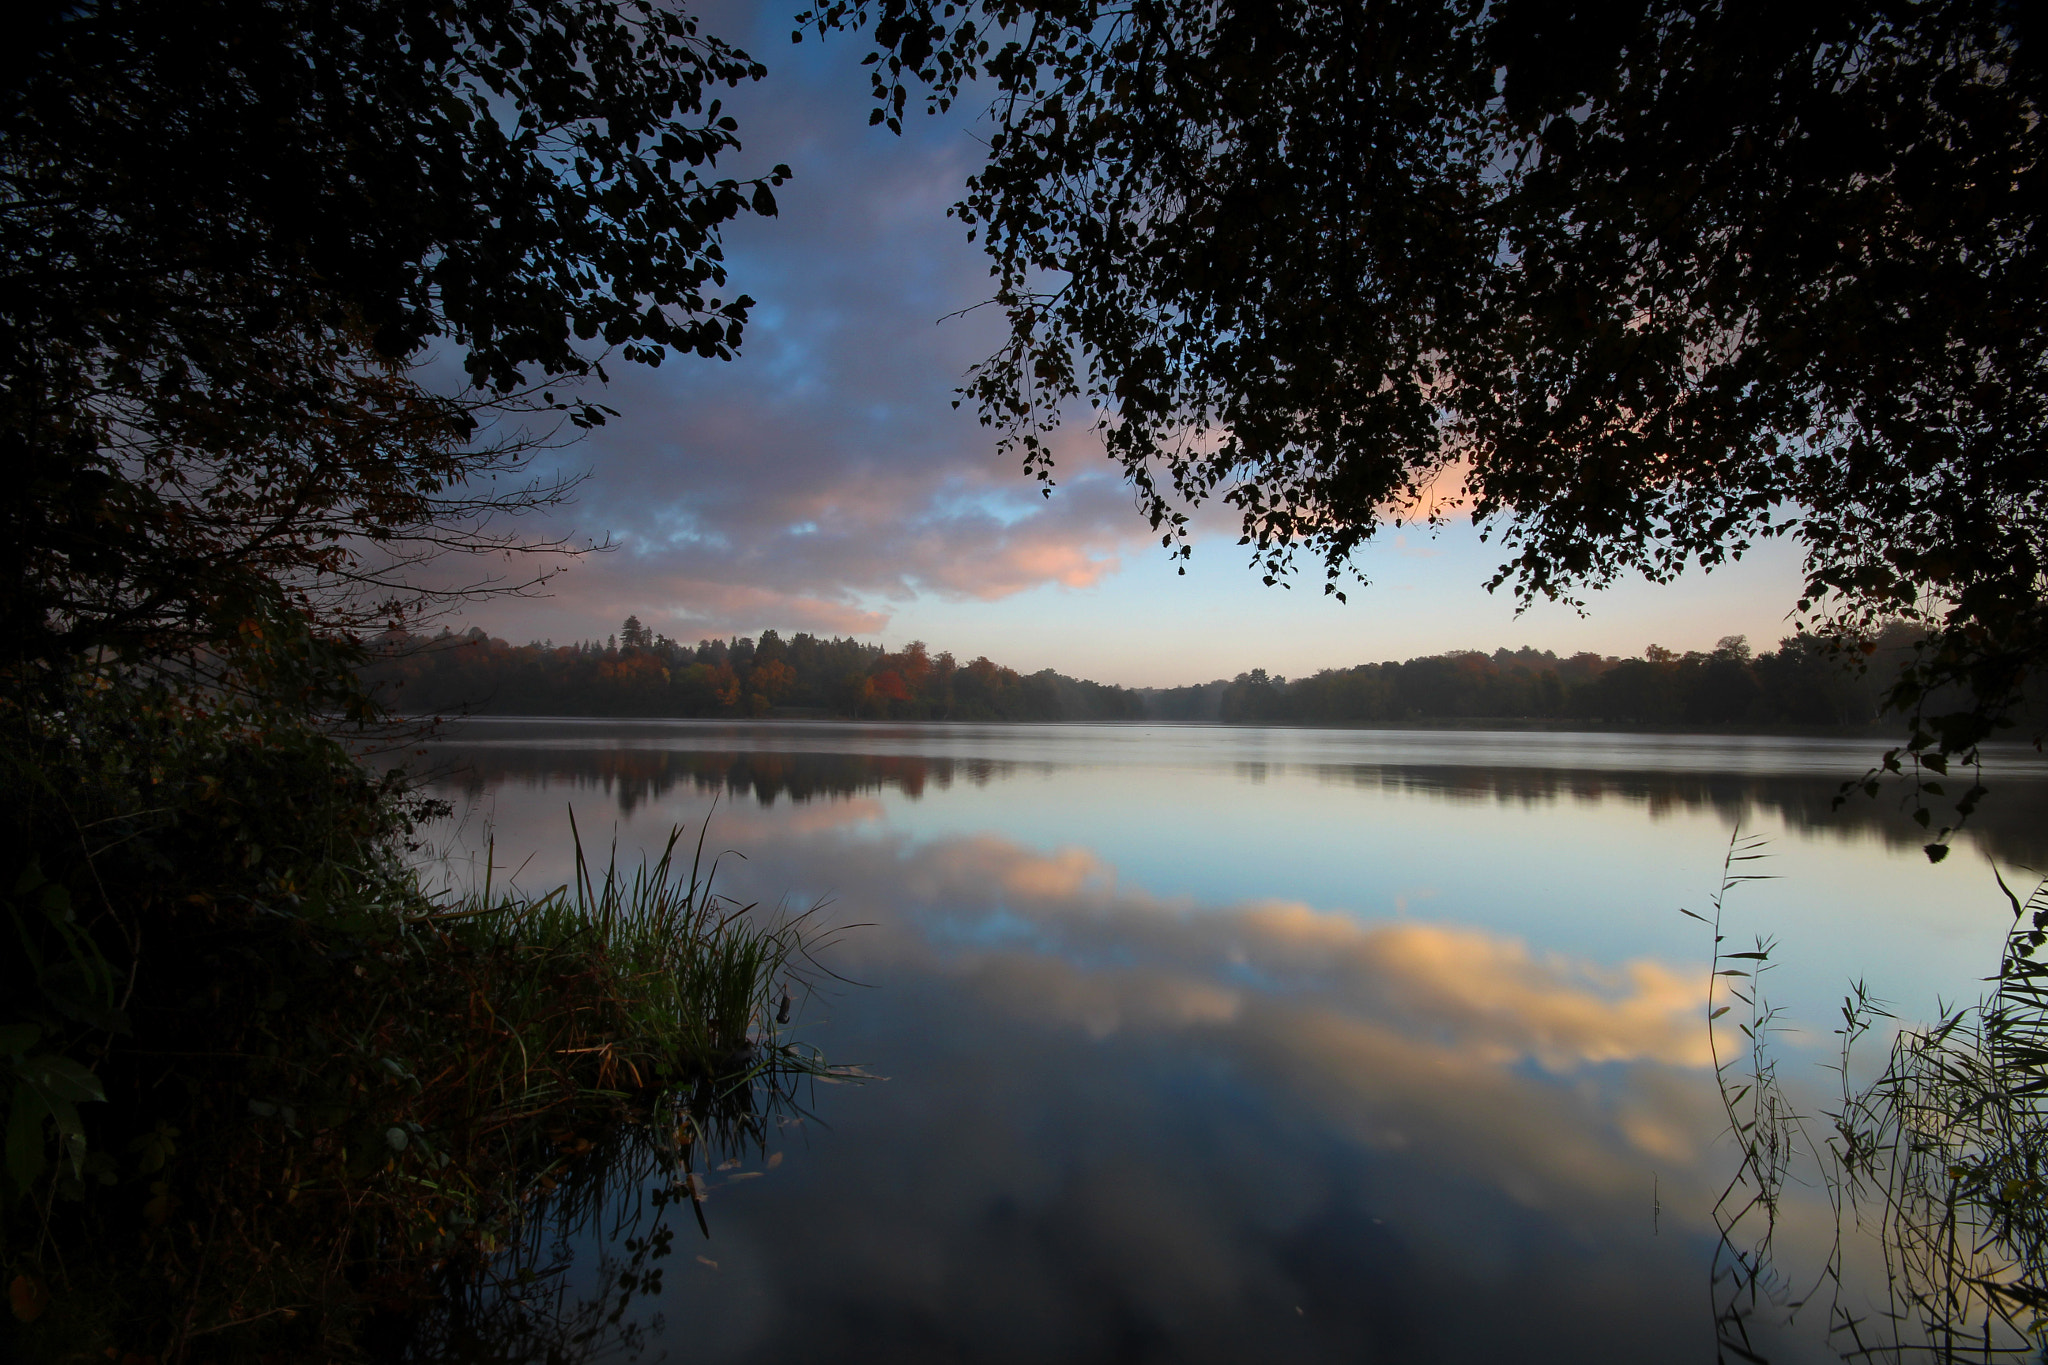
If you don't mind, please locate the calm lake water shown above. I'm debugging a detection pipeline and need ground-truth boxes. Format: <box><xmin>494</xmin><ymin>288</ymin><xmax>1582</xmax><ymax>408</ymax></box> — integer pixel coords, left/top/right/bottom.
<box><xmin>401</xmin><ymin>721</ymin><xmax>2048</xmax><ymax>1363</ymax></box>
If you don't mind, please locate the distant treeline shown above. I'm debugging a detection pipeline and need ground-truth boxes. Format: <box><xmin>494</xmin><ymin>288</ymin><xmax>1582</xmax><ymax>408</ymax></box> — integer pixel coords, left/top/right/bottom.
<box><xmin>1154</xmin><ymin>632</ymin><xmax>1920</xmax><ymax>730</ymax></box>
<box><xmin>360</xmin><ymin>618</ymin><xmax>1146</xmax><ymax>722</ymax></box>
<box><xmin>363</xmin><ymin>619</ymin><xmax>2037</xmax><ymax>733</ymax></box>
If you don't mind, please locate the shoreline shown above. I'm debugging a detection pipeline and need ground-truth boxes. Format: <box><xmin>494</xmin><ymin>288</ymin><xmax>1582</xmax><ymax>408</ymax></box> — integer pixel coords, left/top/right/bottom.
<box><xmin>395</xmin><ymin>711</ymin><xmax>1954</xmax><ymax>743</ymax></box>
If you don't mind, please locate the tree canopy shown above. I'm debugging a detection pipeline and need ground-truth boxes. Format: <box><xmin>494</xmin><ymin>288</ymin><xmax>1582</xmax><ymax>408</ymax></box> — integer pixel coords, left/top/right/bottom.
<box><xmin>4</xmin><ymin>0</ymin><xmax>787</xmax><ymax>686</ymax></box>
<box><xmin>809</xmin><ymin>0</ymin><xmax>2046</xmax><ymax>843</ymax></box>
<box><xmin>0</xmin><ymin>10</ymin><xmax>806</xmax><ymax>1329</ymax></box>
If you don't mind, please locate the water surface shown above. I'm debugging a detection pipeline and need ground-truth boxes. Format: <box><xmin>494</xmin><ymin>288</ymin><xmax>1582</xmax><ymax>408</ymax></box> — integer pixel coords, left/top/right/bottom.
<box><xmin>406</xmin><ymin>721</ymin><xmax>2048</xmax><ymax>1363</ymax></box>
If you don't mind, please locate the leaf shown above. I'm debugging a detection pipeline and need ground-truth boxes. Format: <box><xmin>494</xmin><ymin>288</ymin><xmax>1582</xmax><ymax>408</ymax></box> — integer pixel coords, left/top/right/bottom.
<box><xmin>128</xmin><ymin>1125</ymin><xmax>177</xmax><ymax>1176</ymax></box>
<box><xmin>9</xmin><ymin>1274</ymin><xmax>50</xmax><ymax>1323</ymax></box>
<box><xmin>19</xmin><ymin>1054</ymin><xmax>107</xmax><ymax>1106</ymax></box>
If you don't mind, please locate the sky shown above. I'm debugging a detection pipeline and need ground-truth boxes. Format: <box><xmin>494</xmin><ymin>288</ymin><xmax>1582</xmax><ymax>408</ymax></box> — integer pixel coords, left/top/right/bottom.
<box><xmin>442</xmin><ymin>4</ymin><xmax>1813</xmax><ymax>690</ymax></box>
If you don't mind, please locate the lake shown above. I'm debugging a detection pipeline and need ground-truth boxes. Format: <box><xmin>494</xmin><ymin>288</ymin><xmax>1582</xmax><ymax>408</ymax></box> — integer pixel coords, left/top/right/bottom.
<box><xmin>398</xmin><ymin>721</ymin><xmax>2048</xmax><ymax>1363</ymax></box>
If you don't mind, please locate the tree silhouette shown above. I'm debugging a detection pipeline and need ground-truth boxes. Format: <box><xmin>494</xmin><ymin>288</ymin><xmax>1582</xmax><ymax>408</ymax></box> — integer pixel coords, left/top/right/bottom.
<box><xmin>5</xmin><ymin>0</ymin><xmax>788</xmax><ymax>692</ymax></box>
<box><xmin>812</xmin><ymin>0</ymin><xmax>2046</xmax><ymax>843</ymax></box>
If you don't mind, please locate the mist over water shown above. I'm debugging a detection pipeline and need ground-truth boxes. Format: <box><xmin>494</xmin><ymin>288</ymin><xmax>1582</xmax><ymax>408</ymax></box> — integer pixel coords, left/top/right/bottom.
<box><xmin>403</xmin><ymin>721</ymin><xmax>2048</xmax><ymax>1363</ymax></box>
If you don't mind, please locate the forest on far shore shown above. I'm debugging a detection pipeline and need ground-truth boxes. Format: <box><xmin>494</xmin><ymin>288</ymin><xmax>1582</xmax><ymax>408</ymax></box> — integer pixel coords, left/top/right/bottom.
<box><xmin>359</xmin><ymin>618</ymin><xmax>2034</xmax><ymax>734</ymax></box>
<box><xmin>360</xmin><ymin>621</ymin><xmax>1147</xmax><ymax>722</ymax></box>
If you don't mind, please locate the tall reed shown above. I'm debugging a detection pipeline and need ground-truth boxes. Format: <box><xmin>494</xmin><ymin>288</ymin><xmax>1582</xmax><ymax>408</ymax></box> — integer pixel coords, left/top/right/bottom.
<box><xmin>428</xmin><ymin>810</ymin><xmax>844</xmax><ymax>1097</ymax></box>
<box><xmin>1702</xmin><ymin>836</ymin><xmax>2048</xmax><ymax>1364</ymax></box>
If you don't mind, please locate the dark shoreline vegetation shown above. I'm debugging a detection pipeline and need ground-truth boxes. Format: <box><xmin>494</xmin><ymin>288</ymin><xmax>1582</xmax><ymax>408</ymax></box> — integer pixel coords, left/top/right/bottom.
<box><xmin>364</xmin><ymin>618</ymin><xmax>2048</xmax><ymax>736</ymax></box>
<box><xmin>1</xmin><ymin>674</ymin><xmax>844</xmax><ymax>1360</ymax></box>
<box><xmin>5</xmin><ymin>0</ymin><xmax>825</xmax><ymax>1354</ymax></box>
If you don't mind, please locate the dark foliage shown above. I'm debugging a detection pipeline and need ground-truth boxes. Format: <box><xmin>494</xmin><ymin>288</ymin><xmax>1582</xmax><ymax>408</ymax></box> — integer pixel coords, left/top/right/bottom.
<box><xmin>1</xmin><ymin>673</ymin><xmax>435</xmax><ymax>1353</ymax></box>
<box><xmin>806</xmin><ymin>0</ymin><xmax>2048</xmax><ymax>843</ymax></box>
<box><xmin>4</xmin><ymin>0</ymin><xmax>788</xmax><ymax>676</ymax></box>
<box><xmin>1</xmin><ymin>670</ymin><xmax>822</xmax><ymax>1358</ymax></box>
<box><xmin>1</xmin><ymin>1</ymin><xmax>813</xmax><ymax>1352</ymax></box>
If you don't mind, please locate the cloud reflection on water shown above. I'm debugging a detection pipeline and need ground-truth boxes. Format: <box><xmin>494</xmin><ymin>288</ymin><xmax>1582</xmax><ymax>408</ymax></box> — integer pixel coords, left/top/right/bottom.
<box><xmin>616</xmin><ymin>822</ymin><xmax>1746</xmax><ymax>1363</ymax></box>
<box><xmin>422</xmin><ymin>825</ymin><xmax>1763</xmax><ymax>1355</ymax></box>
<box><xmin>405</xmin><ymin>727</ymin><xmax>1940</xmax><ymax>1361</ymax></box>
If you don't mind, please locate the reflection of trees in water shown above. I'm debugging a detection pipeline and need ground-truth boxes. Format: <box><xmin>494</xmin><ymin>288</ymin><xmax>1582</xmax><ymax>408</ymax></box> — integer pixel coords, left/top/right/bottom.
<box><xmin>417</xmin><ymin>745</ymin><xmax>2048</xmax><ymax>865</ymax></box>
<box><xmin>1313</xmin><ymin>764</ymin><xmax>2048</xmax><ymax>867</ymax></box>
<box><xmin>430</xmin><ymin>747</ymin><xmax>1030</xmax><ymax>815</ymax></box>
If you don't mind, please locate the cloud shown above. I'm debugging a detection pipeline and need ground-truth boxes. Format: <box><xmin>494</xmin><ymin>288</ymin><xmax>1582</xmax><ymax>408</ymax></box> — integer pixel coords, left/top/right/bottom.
<box><xmin>576</xmin><ymin>571</ymin><xmax>890</xmax><ymax>640</ymax></box>
<box><xmin>427</xmin><ymin>26</ymin><xmax>1161</xmax><ymax>646</ymax></box>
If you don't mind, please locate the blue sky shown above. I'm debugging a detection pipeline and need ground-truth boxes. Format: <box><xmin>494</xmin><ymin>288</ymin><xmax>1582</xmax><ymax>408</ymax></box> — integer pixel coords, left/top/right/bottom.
<box><xmin>450</xmin><ymin>4</ymin><xmax>1812</xmax><ymax>689</ymax></box>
